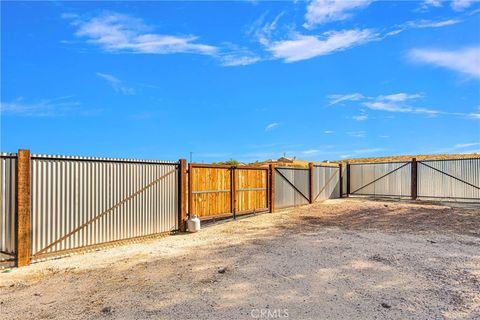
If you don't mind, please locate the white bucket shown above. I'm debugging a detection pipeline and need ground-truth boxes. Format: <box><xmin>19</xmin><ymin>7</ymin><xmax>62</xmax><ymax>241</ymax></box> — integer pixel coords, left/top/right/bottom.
<box><xmin>187</xmin><ymin>215</ymin><xmax>201</xmax><ymax>232</ymax></box>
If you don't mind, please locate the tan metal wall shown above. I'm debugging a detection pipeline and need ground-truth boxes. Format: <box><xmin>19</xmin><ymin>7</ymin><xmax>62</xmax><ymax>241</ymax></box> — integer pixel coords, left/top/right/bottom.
<box><xmin>275</xmin><ymin>167</ymin><xmax>310</xmax><ymax>208</ymax></box>
<box><xmin>418</xmin><ymin>158</ymin><xmax>480</xmax><ymax>202</ymax></box>
<box><xmin>30</xmin><ymin>155</ymin><xmax>179</xmax><ymax>259</ymax></box>
<box><xmin>0</xmin><ymin>153</ymin><xmax>17</xmax><ymax>256</ymax></box>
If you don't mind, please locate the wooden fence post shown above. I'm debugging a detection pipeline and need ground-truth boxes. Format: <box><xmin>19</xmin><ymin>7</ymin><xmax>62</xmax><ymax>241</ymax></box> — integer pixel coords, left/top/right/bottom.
<box><xmin>178</xmin><ymin>159</ymin><xmax>187</xmax><ymax>232</ymax></box>
<box><xmin>339</xmin><ymin>163</ymin><xmax>343</xmax><ymax>198</ymax></box>
<box><xmin>346</xmin><ymin>163</ymin><xmax>351</xmax><ymax>196</ymax></box>
<box><xmin>269</xmin><ymin>164</ymin><xmax>275</xmax><ymax>213</ymax></box>
<box><xmin>411</xmin><ymin>158</ymin><xmax>417</xmax><ymax>200</ymax></box>
<box><xmin>309</xmin><ymin>162</ymin><xmax>314</xmax><ymax>204</ymax></box>
<box><xmin>16</xmin><ymin>149</ymin><xmax>31</xmax><ymax>267</ymax></box>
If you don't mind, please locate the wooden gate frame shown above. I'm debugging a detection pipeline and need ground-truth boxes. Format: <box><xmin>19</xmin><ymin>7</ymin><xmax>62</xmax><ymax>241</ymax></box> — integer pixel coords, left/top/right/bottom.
<box><xmin>187</xmin><ymin>163</ymin><xmax>270</xmax><ymax>221</ymax></box>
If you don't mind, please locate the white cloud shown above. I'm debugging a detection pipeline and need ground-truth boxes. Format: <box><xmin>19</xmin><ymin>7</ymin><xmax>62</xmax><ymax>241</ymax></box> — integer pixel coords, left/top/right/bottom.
<box><xmin>423</xmin><ymin>0</ymin><xmax>443</xmax><ymax>7</ymax></box>
<box><xmin>408</xmin><ymin>47</ymin><xmax>480</xmax><ymax>78</ymax></box>
<box><xmin>304</xmin><ymin>0</ymin><xmax>374</xmax><ymax>28</ymax></box>
<box><xmin>347</xmin><ymin>131</ymin><xmax>367</xmax><ymax>138</ymax></box>
<box><xmin>328</xmin><ymin>93</ymin><xmax>364</xmax><ymax>105</ymax></box>
<box><xmin>0</xmin><ymin>97</ymin><xmax>95</xmax><ymax>117</ymax></box>
<box><xmin>268</xmin><ymin>29</ymin><xmax>376</xmax><ymax>63</ymax></box>
<box><xmin>301</xmin><ymin>149</ymin><xmax>321</xmax><ymax>155</ymax></box>
<box><xmin>97</xmin><ymin>73</ymin><xmax>135</xmax><ymax>95</ymax></box>
<box><xmin>454</xmin><ymin>142</ymin><xmax>480</xmax><ymax>148</ymax></box>
<box><xmin>68</xmin><ymin>13</ymin><xmax>218</xmax><ymax>56</ymax></box>
<box><xmin>407</xmin><ymin>19</ymin><xmax>461</xmax><ymax>28</ymax></box>
<box><xmin>353</xmin><ymin>115</ymin><xmax>368</xmax><ymax>121</ymax></box>
<box><xmin>265</xmin><ymin>122</ymin><xmax>280</xmax><ymax>131</ymax></box>
<box><xmin>324</xmin><ymin>130</ymin><xmax>335</xmax><ymax>134</ymax></box>
<box><xmin>379</xmin><ymin>93</ymin><xmax>423</xmax><ymax>102</ymax></box>
<box><xmin>452</xmin><ymin>0</ymin><xmax>476</xmax><ymax>11</ymax></box>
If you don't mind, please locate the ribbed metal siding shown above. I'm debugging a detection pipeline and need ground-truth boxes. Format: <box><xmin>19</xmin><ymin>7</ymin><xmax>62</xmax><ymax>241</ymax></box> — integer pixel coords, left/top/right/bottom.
<box><xmin>275</xmin><ymin>168</ymin><xmax>309</xmax><ymax>208</ymax></box>
<box><xmin>313</xmin><ymin>166</ymin><xmax>340</xmax><ymax>201</ymax></box>
<box><xmin>0</xmin><ymin>154</ymin><xmax>16</xmax><ymax>255</ymax></box>
<box><xmin>350</xmin><ymin>162</ymin><xmax>411</xmax><ymax>198</ymax></box>
<box><xmin>30</xmin><ymin>156</ymin><xmax>178</xmax><ymax>258</ymax></box>
<box><xmin>418</xmin><ymin>158</ymin><xmax>480</xmax><ymax>202</ymax></box>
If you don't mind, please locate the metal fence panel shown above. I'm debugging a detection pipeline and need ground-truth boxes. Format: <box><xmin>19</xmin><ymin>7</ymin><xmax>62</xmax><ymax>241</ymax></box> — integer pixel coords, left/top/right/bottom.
<box><xmin>313</xmin><ymin>166</ymin><xmax>340</xmax><ymax>201</ymax></box>
<box><xmin>350</xmin><ymin>162</ymin><xmax>411</xmax><ymax>198</ymax></box>
<box><xmin>0</xmin><ymin>153</ymin><xmax>16</xmax><ymax>257</ymax></box>
<box><xmin>30</xmin><ymin>155</ymin><xmax>179</xmax><ymax>258</ymax></box>
<box><xmin>418</xmin><ymin>158</ymin><xmax>480</xmax><ymax>202</ymax></box>
<box><xmin>275</xmin><ymin>167</ymin><xmax>309</xmax><ymax>208</ymax></box>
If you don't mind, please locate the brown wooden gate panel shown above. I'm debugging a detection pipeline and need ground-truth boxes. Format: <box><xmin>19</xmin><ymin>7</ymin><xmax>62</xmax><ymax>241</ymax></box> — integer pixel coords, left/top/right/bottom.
<box><xmin>188</xmin><ymin>164</ymin><xmax>270</xmax><ymax>220</ymax></box>
<box><xmin>189</xmin><ymin>165</ymin><xmax>232</xmax><ymax>219</ymax></box>
<box><xmin>235</xmin><ymin>168</ymin><xmax>268</xmax><ymax>214</ymax></box>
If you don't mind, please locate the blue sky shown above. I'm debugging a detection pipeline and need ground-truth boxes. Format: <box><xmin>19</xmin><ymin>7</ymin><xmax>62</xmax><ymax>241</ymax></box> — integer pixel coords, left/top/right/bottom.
<box><xmin>1</xmin><ymin>0</ymin><xmax>479</xmax><ymax>163</ymax></box>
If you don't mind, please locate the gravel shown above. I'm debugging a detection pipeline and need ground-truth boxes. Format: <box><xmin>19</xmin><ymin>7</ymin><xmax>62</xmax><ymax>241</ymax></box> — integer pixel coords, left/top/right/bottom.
<box><xmin>1</xmin><ymin>198</ymin><xmax>479</xmax><ymax>319</ymax></box>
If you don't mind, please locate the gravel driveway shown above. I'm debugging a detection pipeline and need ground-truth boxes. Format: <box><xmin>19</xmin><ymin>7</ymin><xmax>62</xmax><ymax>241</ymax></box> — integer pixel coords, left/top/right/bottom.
<box><xmin>1</xmin><ymin>198</ymin><xmax>479</xmax><ymax>319</ymax></box>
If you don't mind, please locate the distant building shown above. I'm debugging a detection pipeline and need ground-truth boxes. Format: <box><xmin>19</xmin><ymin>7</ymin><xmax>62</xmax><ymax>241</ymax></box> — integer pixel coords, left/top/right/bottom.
<box><xmin>277</xmin><ymin>156</ymin><xmax>295</xmax><ymax>163</ymax></box>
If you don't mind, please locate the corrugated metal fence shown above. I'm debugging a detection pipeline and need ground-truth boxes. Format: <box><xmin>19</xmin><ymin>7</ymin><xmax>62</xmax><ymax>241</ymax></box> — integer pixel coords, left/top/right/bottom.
<box><xmin>30</xmin><ymin>155</ymin><xmax>179</xmax><ymax>260</ymax></box>
<box><xmin>0</xmin><ymin>153</ymin><xmax>16</xmax><ymax>264</ymax></box>
<box><xmin>275</xmin><ymin>167</ymin><xmax>310</xmax><ymax>208</ymax></box>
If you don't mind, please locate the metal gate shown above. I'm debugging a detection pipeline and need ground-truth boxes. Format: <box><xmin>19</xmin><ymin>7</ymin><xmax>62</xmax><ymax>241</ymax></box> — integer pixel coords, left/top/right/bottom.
<box><xmin>188</xmin><ymin>164</ymin><xmax>269</xmax><ymax>220</ymax></box>
<box><xmin>274</xmin><ymin>167</ymin><xmax>310</xmax><ymax>208</ymax></box>
<box><xmin>418</xmin><ymin>158</ymin><xmax>480</xmax><ymax>202</ymax></box>
<box><xmin>313</xmin><ymin>165</ymin><xmax>340</xmax><ymax>201</ymax></box>
<box><xmin>349</xmin><ymin>161</ymin><xmax>412</xmax><ymax>198</ymax></box>
<box><xmin>30</xmin><ymin>155</ymin><xmax>179</xmax><ymax>260</ymax></box>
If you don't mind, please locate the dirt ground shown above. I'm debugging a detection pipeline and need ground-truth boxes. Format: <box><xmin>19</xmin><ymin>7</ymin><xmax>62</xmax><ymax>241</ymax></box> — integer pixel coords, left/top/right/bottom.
<box><xmin>1</xmin><ymin>198</ymin><xmax>480</xmax><ymax>320</ymax></box>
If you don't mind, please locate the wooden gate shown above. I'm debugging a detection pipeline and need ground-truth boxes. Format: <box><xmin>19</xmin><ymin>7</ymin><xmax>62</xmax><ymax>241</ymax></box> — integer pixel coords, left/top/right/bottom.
<box><xmin>188</xmin><ymin>164</ymin><xmax>269</xmax><ymax>220</ymax></box>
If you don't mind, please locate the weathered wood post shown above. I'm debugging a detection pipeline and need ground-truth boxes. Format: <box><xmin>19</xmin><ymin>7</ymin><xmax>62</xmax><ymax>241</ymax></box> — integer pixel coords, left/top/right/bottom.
<box><xmin>339</xmin><ymin>163</ymin><xmax>343</xmax><ymax>198</ymax></box>
<box><xmin>346</xmin><ymin>162</ymin><xmax>351</xmax><ymax>197</ymax></box>
<box><xmin>411</xmin><ymin>158</ymin><xmax>418</xmax><ymax>200</ymax></box>
<box><xmin>178</xmin><ymin>159</ymin><xmax>187</xmax><ymax>232</ymax></box>
<box><xmin>16</xmin><ymin>149</ymin><xmax>31</xmax><ymax>267</ymax></box>
<box><xmin>309</xmin><ymin>162</ymin><xmax>314</xmax><ymax>204</ymax></box>
<box><xmin>269</xmin><ymin>164</ymin><xmax>275</xmax><ymax>213</ymax></box>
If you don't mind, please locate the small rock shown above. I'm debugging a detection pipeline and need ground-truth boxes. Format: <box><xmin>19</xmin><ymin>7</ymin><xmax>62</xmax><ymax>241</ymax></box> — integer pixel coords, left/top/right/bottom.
<box><xmin>101</xmin><ymin>306</ymin><xmax>112</xmax><ymax>314</ymax></box>
<box><xmin>381</xmin><ymin>302</ymin><xmax>391</xmax><ymax>309</ymax></box>
<box><xmin>218</xmin><ymin>267</ymin><xmax>226</xmax><ymax>274</ymax></box>
<box><xmin>428</xmin><ymin>240</ymin><xmax>436</xmax><ymax>244</ymax></box>
<box><xmin>9</xmin><ymin>284</ymin><xmax>14</xmax><ymax>287</ymax></box>
<box><xmin>33</xmin><ymin>293</ymin><xmax>41</xmax><ymax>296</ymax></box>
<box><xmin>384</xmin><ymin>204</ymin><xmax>388</xmax><ymax>207</ymax></box>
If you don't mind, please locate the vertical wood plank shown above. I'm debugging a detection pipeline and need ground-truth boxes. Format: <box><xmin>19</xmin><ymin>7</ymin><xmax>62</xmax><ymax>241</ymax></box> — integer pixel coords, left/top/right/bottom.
<box><xmin>16</xmin><ymin>149</ymin><xmax>31</xmax><ymax>267</ymax></box>
<box><xmin>269</xmin><ymin>164</ymin><xmax>275</xmax><ymax>213</ymax></box>
<box><xmin>178</xmin><ymin>159</ymin><xmax>187</xmax><ymax>232</ymax></box>
<box><xmin>309</xmin><ymin>162</ymin><xmax>314</xmax><ymax>204</ymax></box>
<box><xmin>411</xmin><ymin>158</ymin><xmax>417</xmax><ymax>200</ymax></box>
<box><xmin>231</xmin><ymin>167</ymin><xmax>236</xmax><ymax>218</ymax></box>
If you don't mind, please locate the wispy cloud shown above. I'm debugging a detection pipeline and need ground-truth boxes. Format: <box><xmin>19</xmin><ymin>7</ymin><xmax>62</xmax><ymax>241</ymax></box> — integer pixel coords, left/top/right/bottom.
<box><xmin>265</xmin><ymin>122</ymin><xmax>280</xmax><ymax>131</ymax></box>
<box><xmin>267</xmin><ymin>29</ymin><xmax>376</xmax><ymax>63</ymax></box>
<box><xmin>97</xmin><ymin>73</ymin><xmax>135</xmax><ymax>95</ymax></box>
<box><xmin>347</xmin><ymin>131</ymin><xmax>367</xmax><ymax>138</ymax></box>
<box><xmin>422</xmin><ymin>0</ymin><xmax>476</xmax><ymax>11</ymax></box>
<box><xmin>331</xmin><ymin>91</ymin><xmax>480</xmax><ymax>119</ymax></box>
<box><xmin>328</xmin><ymin>93</ymin><xmax>364</xmax><ymax>105</ymax></box>
<box><xmin>304</xmin><ymin>0</ymin><xmax>374</xmax><ymax>28</ymax></box>
<box><xmin>66</xmin><ymin>13</ymin><xmax>218</xmax><ymax>56</ymax></box>
<box><xmin>454</xmin><ymin>142</ymin><xmax>480</xmax><ymax>149</ymax></box>
<box><xmin>408</xmin><ymin>47</ymin><xmax>480</xmax><ymax>79</ymax></box>
<box><xmin>324</xmin><ymin>130</ymin><xmax>335</xmax><ymax>134</ymax></box>
<box><xmin>353</xmin><ymin>114</ymin><xmax>368</xmax><ymax>121</ymax></box>
<box><xmin>0</xmin><ymin>97</ymin><xmax>97</xmax><ymax>117</ymax></box>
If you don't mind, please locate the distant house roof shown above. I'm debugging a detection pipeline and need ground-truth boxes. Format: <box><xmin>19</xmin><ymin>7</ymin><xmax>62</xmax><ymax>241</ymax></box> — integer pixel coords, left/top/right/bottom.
<box><xmin>277</xmin><ymin>157</ymin><xmax>295</xmax><ymax>163</ymax></box>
